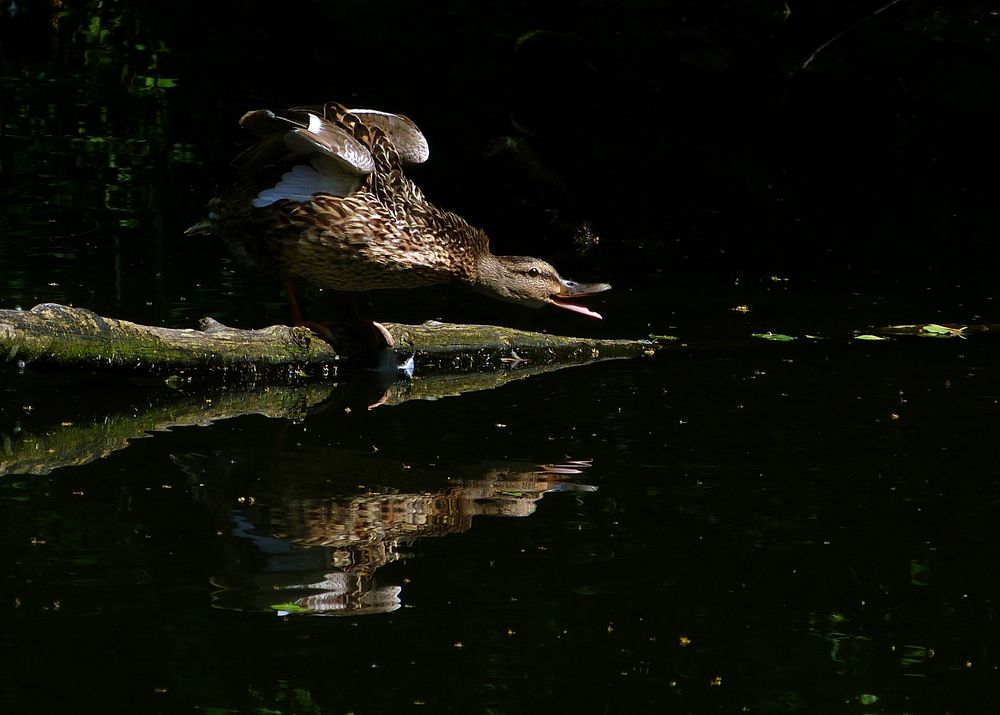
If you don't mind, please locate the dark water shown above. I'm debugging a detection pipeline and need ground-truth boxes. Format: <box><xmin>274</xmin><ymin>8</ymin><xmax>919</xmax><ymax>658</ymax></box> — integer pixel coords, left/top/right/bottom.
<box><xmin>4</xmin><ymin>2</ymin><xmax>1000</xmax><ymax>713</ymax></box>
<box><xmin>6</xmin><ymin>344</ymin><xmax>1000</xmax><ymax>713</ymax></box>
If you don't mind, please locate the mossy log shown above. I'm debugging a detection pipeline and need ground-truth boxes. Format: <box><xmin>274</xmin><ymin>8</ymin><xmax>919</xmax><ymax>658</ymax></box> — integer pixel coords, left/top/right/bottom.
<box><xmin>0</xmin><ymin>303</ymin><xmax>657</xmax><ymax>377</ymax></box>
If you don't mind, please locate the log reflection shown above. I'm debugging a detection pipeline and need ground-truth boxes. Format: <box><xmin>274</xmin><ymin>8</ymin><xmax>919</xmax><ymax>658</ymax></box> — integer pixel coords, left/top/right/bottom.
<box><xmin>0</xmin><ymin>373</ymin><xmax>600</xmax><ymax>617</ymax></box>
<box><xmin>1</xmin><ymin>357</ymin><xmax>616</xmax><ymax>477</ymax></box>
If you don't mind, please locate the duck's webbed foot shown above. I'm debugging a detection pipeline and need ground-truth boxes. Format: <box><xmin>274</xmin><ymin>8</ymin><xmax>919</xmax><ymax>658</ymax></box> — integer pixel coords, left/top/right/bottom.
<box><xmin>295</xmin><ymin>319</ymin><xmax>337</xmax><ymax>344</ymax></box>
<box><xmin>297</xmin><ymin>317</ymin><xmax>394</xmax><ymax>360</ymax></box>
<box><xmin>370</xmin><ymin>321</ymin><xmax>395</xmax><ymax>349</ymax></box>
<box><xmin>284</xmin><ymin>281</ymin><xmax>394</xmax><ymax>361</ymax></box>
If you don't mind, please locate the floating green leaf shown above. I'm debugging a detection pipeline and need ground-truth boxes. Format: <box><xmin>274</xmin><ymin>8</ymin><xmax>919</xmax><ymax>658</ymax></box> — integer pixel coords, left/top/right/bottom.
<box><xmin>920</xmin><ymin>323</ymin><xmax>966</xmax><ymax>338</ymax></box>
<box><xmin>922</xmin><ymin>323</ymin><xmax>952</xmax><ymax>334</ymax></box>
<box><xmin>270</xmin><ymin>603</ymin><xmax>311</xmax><ymax>615</ymax></box>
<box><xmin>855</xmin><ymin>334</ymin><xmax>890</xmax><ymax>341</ymax></box>
<box><xmin>751</xmin><ymin>332</ymin><xmax>796</xmax><ymax>341</ymax></box>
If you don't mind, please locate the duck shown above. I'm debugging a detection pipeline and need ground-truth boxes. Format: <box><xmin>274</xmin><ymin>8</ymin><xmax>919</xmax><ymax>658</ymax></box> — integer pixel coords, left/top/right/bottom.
<box><xmin>188</xmin><ymin>101</ymin><xmax>610</xmax><ymax>352</ymax></box>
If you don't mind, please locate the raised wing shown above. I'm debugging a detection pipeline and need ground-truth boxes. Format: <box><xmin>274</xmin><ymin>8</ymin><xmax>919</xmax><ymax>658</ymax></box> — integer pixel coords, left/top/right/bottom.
<box><xmin>234</xmin><ymin>108</ymin><xmax>376</xmax><ymax>208</ymax></box>
<box><xmin>349</xmin><ymin>109</ymin><xmax>430</xmax><ymax>165</ymax></box>
<box><xmin>232</xmin><ymin>108</ymin><xmax>375</xmax><ymax>174</ymax></box>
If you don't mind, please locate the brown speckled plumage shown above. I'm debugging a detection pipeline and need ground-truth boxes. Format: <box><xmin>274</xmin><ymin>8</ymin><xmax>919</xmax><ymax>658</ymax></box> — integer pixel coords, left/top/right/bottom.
<box><xmin>191</xmin><ymin>101</ymin><xmax>610</xmax><ymax>321</ymax></box>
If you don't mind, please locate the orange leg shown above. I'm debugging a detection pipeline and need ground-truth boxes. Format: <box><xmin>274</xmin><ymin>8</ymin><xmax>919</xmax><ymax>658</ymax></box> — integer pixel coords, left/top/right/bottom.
<box><xmin>283</xmin><ymin>280</ymin><xmax>394</xmax><ymax>351</ymax></box>
<box><xmin>284</xmin><ymin>280</ymin><xmax>337</xmax><ymax>343</ymax></box>
<box><xmin>345</xmin><ymin>293</ymin><xmax>395</xmax><ymax>349</ymax></box>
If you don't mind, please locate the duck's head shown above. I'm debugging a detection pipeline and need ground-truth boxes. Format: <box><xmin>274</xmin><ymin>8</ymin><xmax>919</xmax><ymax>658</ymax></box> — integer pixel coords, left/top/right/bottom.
<box><xmin>475</xmin><ymin>254</ymin><xmax>611</xmax><ymax>319</ymax></box>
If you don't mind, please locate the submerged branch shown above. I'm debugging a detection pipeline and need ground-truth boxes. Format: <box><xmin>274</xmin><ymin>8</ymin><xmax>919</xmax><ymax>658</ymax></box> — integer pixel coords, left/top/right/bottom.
<box><xmin>798</xmin><ymin>0</ymin><xmax>911</xmax><ymax>71</ymax></box>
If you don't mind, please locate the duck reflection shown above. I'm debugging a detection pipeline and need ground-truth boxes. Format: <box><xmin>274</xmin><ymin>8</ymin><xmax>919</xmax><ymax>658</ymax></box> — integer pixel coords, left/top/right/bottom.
<box><xmin>179</xmin><ymin>456</ymin><xmax>595</xmax><ymax>616</ymax></box>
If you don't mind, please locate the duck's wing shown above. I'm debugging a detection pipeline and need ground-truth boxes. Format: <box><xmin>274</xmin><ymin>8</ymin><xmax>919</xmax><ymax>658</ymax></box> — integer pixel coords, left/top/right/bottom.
<box><xmin>232</xmin><ymin>108</ymin><xmax>375</xmax><ymax>174</ymax></box>
<box><xmin>348</xmin><ymin>109</ymin><xmax>430</xmax><ymax>165</ymax></box>
<box><xmin>234</xmin><ymin>108</ymin><xmax>376</xmax><ymax>208</ymax></box>
<box><xmin>280</xmin><ymin>103</ymin><xmax>429</xmax><ymax>165</ymax></box>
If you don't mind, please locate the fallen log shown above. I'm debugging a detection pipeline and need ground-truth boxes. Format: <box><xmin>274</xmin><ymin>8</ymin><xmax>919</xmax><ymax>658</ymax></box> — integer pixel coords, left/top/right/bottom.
<box><xmin>0</xmin><ymin>303</ymin><xmax>658</xmax><ymax>377</ymax></box>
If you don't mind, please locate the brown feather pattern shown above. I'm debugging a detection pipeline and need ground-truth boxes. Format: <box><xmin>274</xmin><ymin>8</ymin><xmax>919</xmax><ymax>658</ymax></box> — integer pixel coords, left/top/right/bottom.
<box><xmin>217</xmin><ymin>101</ymin><xmax>485</xmax><ymax>291</ymax></box>
<box><xmin>193</xmin><ymin>101</ymin><xmax>610</xmax><ymax>317</ymax></box>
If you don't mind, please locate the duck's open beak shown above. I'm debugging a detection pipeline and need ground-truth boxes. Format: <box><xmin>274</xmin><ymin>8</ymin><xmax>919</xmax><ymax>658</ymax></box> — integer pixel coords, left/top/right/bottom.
<box><xmin>549</xmin><ymin>279</ymin><xmax>612</xmax><ymax>319</ymax></box>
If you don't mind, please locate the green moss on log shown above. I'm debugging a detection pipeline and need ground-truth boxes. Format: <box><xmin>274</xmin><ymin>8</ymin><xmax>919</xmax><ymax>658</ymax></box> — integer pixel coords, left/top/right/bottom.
<box><xmin>0</xmin><ymin>303</ymin><xmax>657</xmax><ymax>377</ymax></box>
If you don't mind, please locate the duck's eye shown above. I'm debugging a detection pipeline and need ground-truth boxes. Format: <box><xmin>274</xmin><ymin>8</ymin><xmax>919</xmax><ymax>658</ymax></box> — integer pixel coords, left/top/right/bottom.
<box><xmin>527</xmin><ymin>267</ymin><xmax>540</xmax><ymax>278</ymax></box>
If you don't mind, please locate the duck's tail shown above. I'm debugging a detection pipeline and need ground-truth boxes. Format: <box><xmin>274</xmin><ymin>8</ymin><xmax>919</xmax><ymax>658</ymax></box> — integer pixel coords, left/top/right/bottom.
<box><xmin>184</xmin><ymin>198</ymin><xmax>221</xmax><ymax>236</ymax></box>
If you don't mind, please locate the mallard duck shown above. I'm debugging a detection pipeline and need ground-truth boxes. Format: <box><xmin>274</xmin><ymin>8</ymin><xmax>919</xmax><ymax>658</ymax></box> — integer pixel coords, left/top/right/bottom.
<box><xmin>189</xmin><ymin>101</ymin><xmax>610</xmax><ymax>349</ymax></box>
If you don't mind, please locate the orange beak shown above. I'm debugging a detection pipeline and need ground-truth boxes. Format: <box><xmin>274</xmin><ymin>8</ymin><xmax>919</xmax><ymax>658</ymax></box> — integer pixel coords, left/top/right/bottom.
<box><xmin>549</xmin><ymin>279</ymin><xmax>612</xmax><ymax>319</ymax></box>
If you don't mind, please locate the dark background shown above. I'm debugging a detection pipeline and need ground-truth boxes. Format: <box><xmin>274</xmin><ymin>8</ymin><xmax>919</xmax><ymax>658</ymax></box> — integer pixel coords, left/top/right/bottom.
<box><xmin>4</xmin><ymin>3</ymin><xmax>1000</xmax><ymax>713</ymax></box>
<box><xmin>2</xmin><ymin>0</ymin><xmax>997</xmax><ymax>336</ymax></box>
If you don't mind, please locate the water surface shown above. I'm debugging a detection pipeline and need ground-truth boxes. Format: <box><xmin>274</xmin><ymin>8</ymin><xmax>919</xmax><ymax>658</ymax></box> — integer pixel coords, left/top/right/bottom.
<box><xmin>3</xmin><ymin>5</ymin><xmax>1000</xmax><ymax>712</ymax></box>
